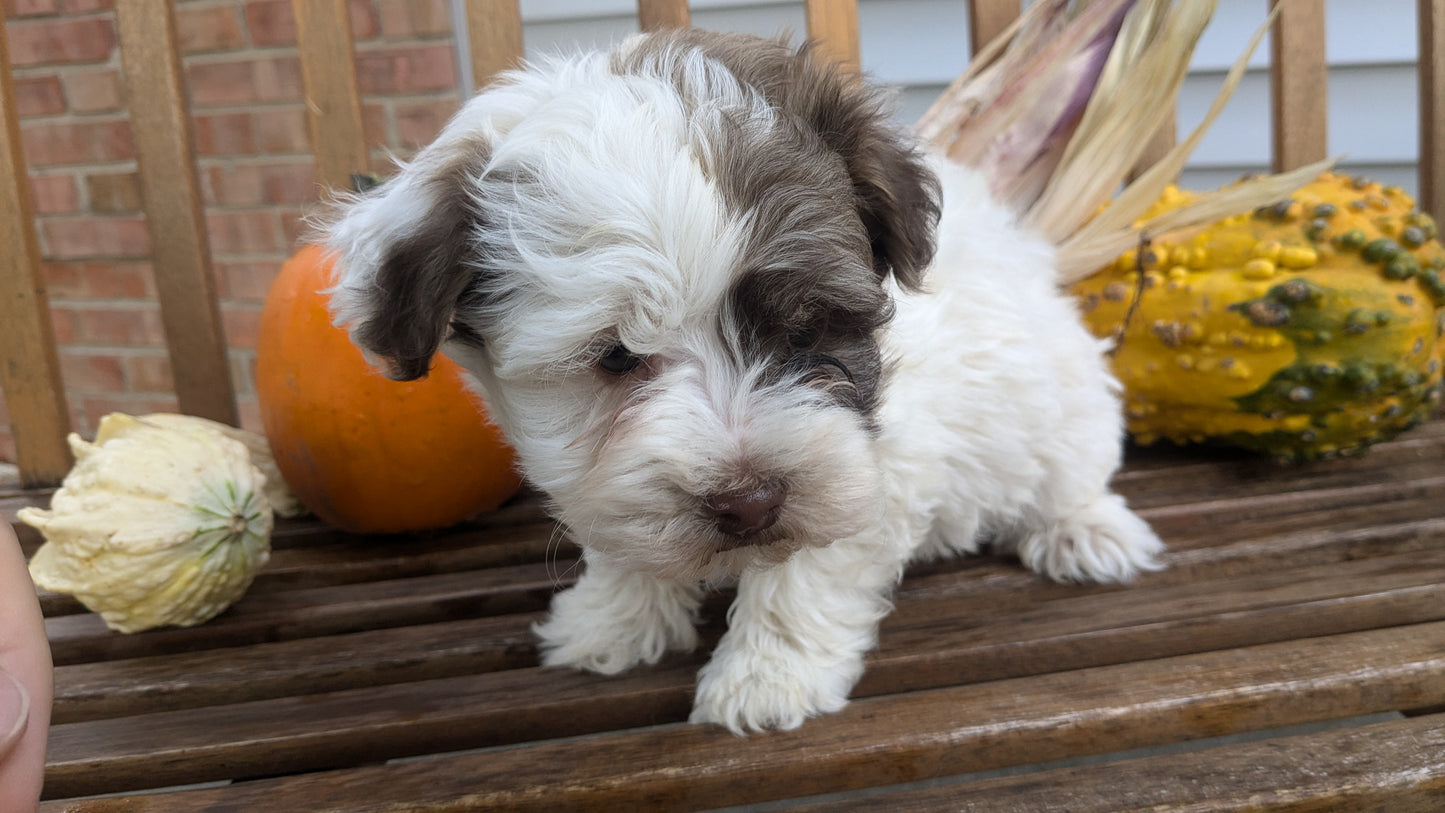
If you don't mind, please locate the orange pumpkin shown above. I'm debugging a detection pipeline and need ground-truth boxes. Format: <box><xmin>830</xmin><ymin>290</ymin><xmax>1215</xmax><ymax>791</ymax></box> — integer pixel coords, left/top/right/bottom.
<box><xmin>255</xmin><ymin>244</ymin><xmax>522</xmax><ymax>533</ymax></box>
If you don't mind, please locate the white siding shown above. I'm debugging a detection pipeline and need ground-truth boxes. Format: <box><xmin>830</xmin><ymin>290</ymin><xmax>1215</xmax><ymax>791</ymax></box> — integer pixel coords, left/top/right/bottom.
<box><xmin>490</xmin><ymin>0</ymin><xmax>1425</xmax><ymax>194</ymax></box>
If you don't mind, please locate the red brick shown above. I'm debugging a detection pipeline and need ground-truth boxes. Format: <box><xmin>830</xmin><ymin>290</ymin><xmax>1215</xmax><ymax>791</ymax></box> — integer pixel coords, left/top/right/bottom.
<box><xmin>244</xmin><ymin>0</ymin><xmax>376</xmax><ymax>46</ymax></box>
<box><xmin>202</xmin><ymin>165</ymin><xmax>261</xmax><ymax>207</ymax></box>
<box><xmin>13</xmin><ymin>76</ymin><xmax>65</xmax><ymax>116</ymax></box>
<box><xmin>21</xmin><ymin>119</ymin><xmax>133</xmax><ymax>167</ymax></box>
<box><xmin>6</xmin><ymin>17</ymin><xmax>117</xmax><ymax>67</ymax></box>
<box><xmin>41</xmin><ymin>216</ymin><xmax>149</xmax><ymax>259</ymax></box>
<box><xmin>85</xmin><ymin>261</ymin><xmax>155</xmax><ymax>298</ymax></box>
<box><xmin>48</xmin><ymin>306</ymin><xmax>78</xmax><ymax>344</ymax></box>
<box><xmin>205</xmin><ymin>210</ymin><xmax>283</xmax><ymax>255</ymax></box>
<box><xmin>348</xmin><ymin>0</ymin><xmax>381</xmax><ymax>39</ymax></box>
<box><xmin>254</xmin><ymin>107</ymin><xmax>309</xmax><ymax>153</ymax></box>
<box><xmin>205</xmin><ymin>161</ymin><xmax>318</xmax><ymax>207</ymax></box>
<box><xmin>44</xmin><ymin>260</ymin><xmax>155</xmax><ymax>299</ymax></box>
<box><xmin>123</xmin><ymin>353</ymin><xmax>173</xmax><ymax>393</ymax></box>
<box><xmin>62</xmin><ymin>70</ymin><xmax>122</xmax><ymax>114</ymax></box>
<box><xmin>242</xmin><ymin>0</ymin><xmax>294</xmax><ymax>46</ymax></box>
<box><xmin>217</xmin><ymin>259</ymin><xmax>284</xmax><ymax>302</ymax></box>
<box><xmin>395</xmin><ymin>97</ymin><xmax>459</xmax><ymax>148</ymax></box>
<box><xmin>262</xmin><ymin>162</ymin><xmax>318</xmax><ymax>204</ymax></box>
<box><xmin>58</xmin><ymin>0</ymin><xmax>112</xmax><ymax>12</ymax></box>
<box><xmin>4</xmin><ymin>0</ymin><xmax>58</xmax><ymax>17</ymax></box>
<box><xmin>177</xmin><ymin>4</ymin><xmax>244</xmax><ymax>54</ymax></box>
<box><xmin>60</xmin><ymin>351</ymin><xmax>126</xmax><ymax>392</ymax></box>
<box><xmin>376</xmin><ymin>0</ymin><xmax>451</xmax><ymax>39</ymax></box>
<box><xmin>85</xmin><ymin>172</ymin><xmax>142</xmax><ymax>214</ymax></box>
<box><xmin>30</xmin><ymin>173</ymin><xmax>79</xmax><ymax>215</ymax></box>
<box><xmin>355</xmin><ymin>43</ymin><xmax>457</xmax><ymax>94</ymax></box>
<box><xmin>42</xmin><ymin>263</ymin><xmax>82</xmax><ymax>298</ymax></box>
<box><xmin>221</xmin><ymin>304</ymin><xmax>263</xmax><ymax>349</ymax></box>
<box><xmin>193</xmin><ymin>112</ymin><xmax>257</xmax><ymax>156</ymax></box>
<box><xmin>278</xmin><ymin>208</ymin><xmax>308</xmax><ymax>249</ymax></box>
<box><xmin>185</xmin><ymin>55</ymin><xmax>302</xmax><ymax>107</ymax></box>
<box><xmin>71</xmin><ymin>304</ymin><xmax>167</xmax><ymax>346</ymax></box>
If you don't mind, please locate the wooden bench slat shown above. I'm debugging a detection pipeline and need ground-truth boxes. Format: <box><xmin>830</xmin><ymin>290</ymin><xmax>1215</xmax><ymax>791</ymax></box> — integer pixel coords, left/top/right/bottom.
<box><xmin>1420</xmin><ymin>0</ymin><xmax>1445</xmax><ymax>217</ymax></box>
<box><xmin>464</xmin><ymin>0</ymin><xmax>524</xmax><ymax>90</ymax></box>
<box><xmin>45</xmin><ymin>620</ymin><xmax>1445</xmax><ymax>808</ymax></box>
<box><xmin>115</xmin><ymin>0</ymin><xmax>239</xmax><ymax>427</ymax></box>
<box><xmin>50</xmin><ymin>613</ymin><xmax>540</xmax><ymax>725</ymax></box>
<box><xmin>0</xmin><ymin>23</ymin><xmax>74</xmax><ymax>488</ymax></box>
<box><xmin>781</xmin><ymin>712</ymin><xmax>1445</xmax><ymax>812</ymax></box>
<box><xmin>293</xmin><ymin>0</ymin><xmax>369</xmax><ymax>192</ymax></box>
<box><xmin>44</xmin><ymin>562</ymin><xmax>564</xmax><ymax>666</ymax></box>
<box><xmin>967</xmin><ymin>0</ymin><xmax>1019</xmax><ymax>56</ymax></box>
<box><xmin>45</xmin><ymin>543</ymin><xmax>1445</xmax><ymax>730</ymax></box>
<box><xmin>638</xmin><ymin>0</ymin><xmax>690</xmax><ymax>31</ymax></box>
<box><xmin>804</xmin><ymin>0</ymin><xmax>862</xmax><ymax>73</ymax></box>
<box><xmin>1269</xmin><ymin>0</ymin><xmax>1329</xmax><ymax>171</ymax></box>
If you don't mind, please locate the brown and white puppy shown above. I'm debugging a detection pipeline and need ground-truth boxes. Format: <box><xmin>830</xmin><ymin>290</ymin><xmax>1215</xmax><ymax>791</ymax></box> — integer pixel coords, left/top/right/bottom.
<box><xmin>326</xmin><ymin>29</ymin><xmax>1162</xmax><ymax>733</ymax></box>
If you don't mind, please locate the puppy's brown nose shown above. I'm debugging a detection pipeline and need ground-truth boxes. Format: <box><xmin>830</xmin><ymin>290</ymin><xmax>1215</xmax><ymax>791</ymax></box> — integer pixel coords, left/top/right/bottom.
<box><xmin>705</xmin><ymin>482</ymin><xmax>785</xmax><ymax>537</ymax></box>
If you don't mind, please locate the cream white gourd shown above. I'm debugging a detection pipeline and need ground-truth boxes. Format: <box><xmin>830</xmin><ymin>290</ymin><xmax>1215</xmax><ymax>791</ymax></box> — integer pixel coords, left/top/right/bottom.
<box><xmin>20</xmin><ymin>414</ymin><xmax>273</xmax><ymax>633</ymax></box>
<box><xmin>134</xmin><ymin>412</ymin><xmax>307</xmax><ymax>518</ymax></box>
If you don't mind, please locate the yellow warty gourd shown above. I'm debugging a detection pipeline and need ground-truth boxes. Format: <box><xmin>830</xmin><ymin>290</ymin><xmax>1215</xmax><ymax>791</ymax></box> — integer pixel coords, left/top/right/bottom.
<box><xmin>1072</xmin><ymin>173</ymin><xmax>1445</xmax><ymax>461</ymax></box>
<box><xmin>20</xmin><ymin>414</ymin><xmax>273</xmax><ymax>633</ymax></box>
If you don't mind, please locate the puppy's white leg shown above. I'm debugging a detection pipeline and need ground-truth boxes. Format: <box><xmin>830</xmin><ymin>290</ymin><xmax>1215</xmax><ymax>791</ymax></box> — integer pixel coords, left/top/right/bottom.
<box><xmin>535</xmin><ymin>550</ymin><xmax>702</xmax><ymax>675</ymax></box>
<box><xmin>690</xmin><ymin>534</ymin><xmax>903</xmax><ymax>734</ymax></box>
<box><xmin>1017</xmin><ymin>491</ymin><xmax>1164</xmax><ymax>584</ymax></box>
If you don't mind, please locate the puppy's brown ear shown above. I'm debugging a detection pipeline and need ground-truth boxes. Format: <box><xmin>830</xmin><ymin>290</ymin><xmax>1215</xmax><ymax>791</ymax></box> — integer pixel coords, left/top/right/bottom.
<box><xmin>664</xmin><ymin>31</ymin><xmax>941</xmax><ymax>290</ymax></box>
<box><xmin>326</xmin><ymin>160</ymin><xmax>484</xmax><ymax>381</ymax></box>
<box><xmin>816</xmin><ymin>85</ymin><xmax>940</xmax><ymax>291</ymax></box>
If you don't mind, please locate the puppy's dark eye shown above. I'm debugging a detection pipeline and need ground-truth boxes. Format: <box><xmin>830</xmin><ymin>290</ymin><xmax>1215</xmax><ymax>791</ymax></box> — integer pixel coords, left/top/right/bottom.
<box><xmin>598</xmin><ymin>343</ymin><xmax>641</xmax><ymax>375</ymax></box>
<box><xmin>787</xmin><ymin>326</ymin><xmax>820</xmax><ymax>351</ymax></box>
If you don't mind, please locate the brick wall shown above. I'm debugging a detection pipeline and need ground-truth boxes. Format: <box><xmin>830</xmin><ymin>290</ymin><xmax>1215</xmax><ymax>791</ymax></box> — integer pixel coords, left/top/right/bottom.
<box><xmin>2</xmin><ymin>0</ymin><xmax>463</xmax><ymax>461</ymax></box>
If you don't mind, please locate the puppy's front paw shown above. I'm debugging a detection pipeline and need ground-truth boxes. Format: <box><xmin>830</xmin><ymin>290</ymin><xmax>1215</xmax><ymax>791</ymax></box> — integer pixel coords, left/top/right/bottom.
<box><xmin>1021</xmin><ymin>493</ymin><xmax>1165</xmax><ymax>583</ymax></box>
<box><xmin>689</xmin><ymin>635</ymin><xmax>858</xmax><ymax>734</ymax></box>
<box><xmin>535</xmin><ymin>570</ymin><xmax>700</xmax><ymax>675</ymax></box>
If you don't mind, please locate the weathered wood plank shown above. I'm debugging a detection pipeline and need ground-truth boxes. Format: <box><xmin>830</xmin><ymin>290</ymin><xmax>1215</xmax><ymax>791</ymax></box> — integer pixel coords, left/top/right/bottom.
<box><xmin>464</xmin><ymin>0</ymin><xmax>524</xmax><ymax>90</ymax></box>
<box><xmin>0</xmin><ymin>24</ymin><xmax>71</xmax><ymax>488</ymax></box>
<box><xmin>782</xmin><ymin>713</ymin><xmax>1445</xmax><ymax>812</ymax></box>
<box><xmin>115</xmin><ymin>0</ymin><xmax>239</xmax><ymax>427</ymax></box>
<box><xmin>44</xmin><ymin>562</ymin><xmax>564</xmax><ymax>666</ymax></box>
<box><xmin>44</xmin><ymin>621</ymin><xmax>1445</xmax><ymax>807</ymax></box>
<box><xmin>638</xmin><ymin>0</ymin><xmax>690</xmax><ymax>31</ymax></box>
<box><xmin>804</xmin><ymin>0</ymin><xmax>861</xmax><ymax>73</ymax></box>
<box><xmin>1420</xmin><ymin>0</ymin><xmax>1445</xmax><ymax>218</ymax></box>
<box><xmin>293</xmin><ymin>0</ymin><xmax>369</xmax><ymax>191</ymax></box>
<box><xmin>51</xmin><ymin>613</ymin><xmax>540</xmax><ymax>724</ymax></box>
<box><xmin>1269</xmin><ymin>0</ymin><xmax>1329</xmax><ymax>171</ymax></box>
<box><xmin>47</xmin><ymin>546</ymin><xmax>1445</xmax><ymax>732</ymax></box>
<box><xmin>967</xmin><ymin>0</ymin><xmax>1018</xmax><ymax>56</ymax></box>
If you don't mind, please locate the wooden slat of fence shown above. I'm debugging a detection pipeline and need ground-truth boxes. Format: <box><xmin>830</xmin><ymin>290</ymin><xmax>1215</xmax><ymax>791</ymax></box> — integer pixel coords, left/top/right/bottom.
<box><xmin>1420</xmin><ymin>0</ymin><xmax>1445</xmax><ymax>218</ymax></box>
<box><xmin>638</xmin><ymin>0</ymin><xmax>690</xmax><ymax>31</ymax></box>
<box><xmin>293</xmin><ymin>0</ymin><xmax>369</xmax><ymax>192</ymax></box>
<box><xmin>803</xmin><ymin>0</ymin><xmax>861</xmax><ymax>73</ymax></box>
<box><xmin>0</xmin><ymin>24</ymin><xmax>72</xmax><ymax>487</ymax></box>
<box><xmin>465</xmin><ymin>0</ymin><xmax>524</xmax><ymax>91</ymax></box>
<box><xmin>1269</xmin><ymin>0</ymin><xmax>1328</xmax><ymax>172</ymax></box>
<box><xmin>968</xmin><ymin>0</ymin><xmax>1018</xmax><ymax>56</ymax></box>
<box><xmin>114</xmin><ymin>0</ymin><xmax>239</xmax><ymax>427</ymax></box>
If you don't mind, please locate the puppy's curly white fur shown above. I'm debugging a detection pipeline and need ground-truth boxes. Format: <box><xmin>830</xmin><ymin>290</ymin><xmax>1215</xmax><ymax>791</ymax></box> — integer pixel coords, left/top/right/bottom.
<box><xmin>324</xmin><ymin>29</ymin><xmax>1164</xmax><ymax>734</ymax></box>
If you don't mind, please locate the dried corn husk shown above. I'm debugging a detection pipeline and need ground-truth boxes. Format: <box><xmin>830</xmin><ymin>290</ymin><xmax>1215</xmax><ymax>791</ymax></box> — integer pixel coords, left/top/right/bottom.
<box><xmin>920</xmin><ymin>0</ymin><xmax>1336</xmax><ymax>283</ymax></box>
